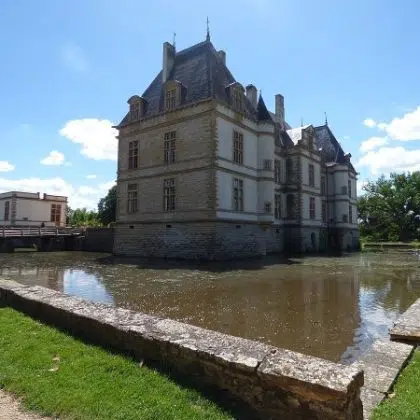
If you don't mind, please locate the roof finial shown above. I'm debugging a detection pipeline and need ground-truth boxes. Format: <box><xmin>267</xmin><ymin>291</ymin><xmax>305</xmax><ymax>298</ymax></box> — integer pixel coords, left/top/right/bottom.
<box><xmin>173</xmin><ymin>32</ymin><xmax>176</xmax><ymax>49</ymax></box>
<box><xmin>324</xmin><ymin>111</ymin><xmax>328</xmax><ymax>125</ymax></box>
<box><xmin>206</xmin><ymin>17</ymin><xmax>210</xmax><ymax>41</ymax></box>
<box><xmin>301</xmin><ymin>118</ymin><xmax>304</xmax><ymax>127</ymax></box>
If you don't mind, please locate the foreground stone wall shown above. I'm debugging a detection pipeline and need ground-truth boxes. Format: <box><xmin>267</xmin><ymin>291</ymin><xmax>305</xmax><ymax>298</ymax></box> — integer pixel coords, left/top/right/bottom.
<box><xmin>83</xmin><ymin>228</ymin><xmax>114</xmax><ymax>253</ymax></box>
<box><xmin>0</xmin><ymin>279</ymin><xmax>363</xmax><ymax>419</ymax></box>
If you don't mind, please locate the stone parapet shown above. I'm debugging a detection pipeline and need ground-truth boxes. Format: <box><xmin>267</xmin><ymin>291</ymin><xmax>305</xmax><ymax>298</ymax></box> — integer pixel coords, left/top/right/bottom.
<box><xmin>0</xmin><ymin>279</ymin><xmax>363</xmax><ymax>419</ymax></box>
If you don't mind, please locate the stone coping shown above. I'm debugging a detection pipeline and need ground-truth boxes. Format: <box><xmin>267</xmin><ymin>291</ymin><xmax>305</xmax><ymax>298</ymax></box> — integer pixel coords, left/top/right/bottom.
<box><xmin>0</xmin><ymin>279</ymin><xmax>363</xmax><ymax>419</ymax></box>
<box><xmin>390</xmin><ymin>298</ymin><xmax>420</xmax><ymax>342</ymax></box>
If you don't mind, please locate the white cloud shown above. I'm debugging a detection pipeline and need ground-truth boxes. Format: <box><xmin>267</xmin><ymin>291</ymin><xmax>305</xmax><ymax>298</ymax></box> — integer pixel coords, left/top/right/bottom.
<box><xmin>60</xmin><ymin>43</ymin><xmax>89</xmax><ymax>72</ymax></box>
<box><xmin>40</xmin><ymin>150</ymin><xmax>65</xmax><ymax>166</ymax></box>
<box><xmin>363</xmin><ymin>118</ymin><xmax>377</xmax><ymax>128</ymax></box>
<box><xmin>86</xmin><ymin>174</ymin><xmax>97</xmax><ymax>180</ymax></box>
<box><xmin>59</xmin><ymin>118</ymin><xmax>117</xmax><ymax>161</ymax></box>
<box><xmin>357</xmin><ymin>180</ymin><xmax>368</xmax><ymax>197</ymax></box>
<box><xmin>0</xmin><ymin>177</ymin><xmax>115</xmax><ymax>210</ymax></box>
<box><xmin>359</xmin><ymin>137</ymin><xmax>388</xmax><ymax>153</ymax></box>
<box><xmin>0</xmin><ymin>161</ymin><xmax>15</xmax><ymax>172</ymax></box>
<box><xmin>377</xmin><ymin>106</ymin><xmax>420</xmax><ymax>141</ymax></box>
<box><xmin>358</xmin><ymin>146</ymin><xmax>420</xmax><ymax>175</ymax></box>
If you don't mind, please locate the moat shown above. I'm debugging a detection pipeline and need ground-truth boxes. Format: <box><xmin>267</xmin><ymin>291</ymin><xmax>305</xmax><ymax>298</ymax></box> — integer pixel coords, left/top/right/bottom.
<box><xmin>1</xmin><ymin>251</ymin><xmax>419</xmax><ymax>363</ymax></box>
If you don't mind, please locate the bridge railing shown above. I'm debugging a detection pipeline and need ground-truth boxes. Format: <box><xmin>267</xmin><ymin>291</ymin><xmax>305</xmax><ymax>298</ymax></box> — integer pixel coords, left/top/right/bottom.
<box><xmin>0</xmin><ymin>226</ymin><xmax>85</xmax><ymax>238</ymax></box>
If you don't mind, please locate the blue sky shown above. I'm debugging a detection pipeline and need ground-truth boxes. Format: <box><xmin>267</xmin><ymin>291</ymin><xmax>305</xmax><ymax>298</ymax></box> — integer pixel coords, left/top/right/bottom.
<box><xmin>1</xmin><ymin>0</ymin><xmax>419</xmax><ymax>208</ymax></box>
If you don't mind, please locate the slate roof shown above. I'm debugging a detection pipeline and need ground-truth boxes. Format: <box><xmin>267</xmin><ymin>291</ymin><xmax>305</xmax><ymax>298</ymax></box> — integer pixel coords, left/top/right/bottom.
<box><xmin>314</xmin><ymin>124</ymin><xmax>355</xmax><ymax>172</ymax></box>
<box><xmin>257</xmin><ymin>95</ymin><xmax>272</xmax><ymax>121</ymax></box>
<box><xmin>118</xmin><ymin>40</ymin><xmax>268</xmax><ymax>126</ymax></box>
<box><xmin>286</xmin><ymin>125</ymin><xmax>311</xmax><ymax>145</ymax></box>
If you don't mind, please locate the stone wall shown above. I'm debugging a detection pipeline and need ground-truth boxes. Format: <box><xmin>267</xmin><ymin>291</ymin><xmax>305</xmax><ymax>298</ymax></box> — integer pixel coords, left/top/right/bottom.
<box><xmin>83</xmin><ymin>228</ymin><xmax>114</xmax><ymax>253</ymax></box>
<box><xmin>0</xmin><ymin>279</ymin><xmax>364</xmax><ymax>420</ymax></box>
<box><xmin>114</xmin><ymin>221</ymin><xmax>268</xmax><ymax>260</ymax></box>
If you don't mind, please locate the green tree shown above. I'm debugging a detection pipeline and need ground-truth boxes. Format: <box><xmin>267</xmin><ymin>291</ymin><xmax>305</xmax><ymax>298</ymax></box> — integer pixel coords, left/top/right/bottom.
<box><xmin>358</xmin><ymin>172</ymin><xmax>420</xmax><ymax>242</ymax></box>
<box><xmin>67</xmin><ymin>207</ymin><xmax>100</xmax><ymax>227</ymax></box>
<box><xmin>97</xmin><ymin>185</ymin><xmax>116</xmax><ymax>226</ymax></box>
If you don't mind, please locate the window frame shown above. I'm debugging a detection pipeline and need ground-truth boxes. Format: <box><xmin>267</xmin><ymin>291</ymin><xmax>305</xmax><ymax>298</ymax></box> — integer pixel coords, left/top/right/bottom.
<box><xmin>274</xmin><ymin>159</ymin><xmax>281</xmax><ymax>184</ymax></box>
<box><xmin>163</xmin><ymin>178</ymin><xmax>176</xmax><ymax>211</ymax></box>
<box><xmin>4</xmin><ymin>201</ymin><xmax>9</xmax><ymax>221</ymax></box>
<box><xmin>264</xmin><ymin>202</ymin><xmax>272</xmax><ymax>214</ymax></box>
<box><xmin>274</xmin><ymin>194</ymin><xmax>282</xmax><ymax>220</ymax></box>
<box><xmin>349</xmin><ymin>204</ymin><xmax>353</xmax><ymax>224</ymax></box>
<box><xmin>308</xmin><ymin>164</ymin><xmax>315</xmax><ymax>187</ymax></box>
<box><xmin>128</xmin><ymin>140</ymin><xmax>139</xmax><ymax>170</ymax></box>
<box><xmin>233</xmin><ymin>131</ymin><xmax>244</xmax><ymax>165</ymax></box>
<box><xmin>50</xmin><ymin>203</ymin><xmax>62</xmax><ymax>225</ymax></box>
<box><xmin>233</xmin><ymin>178</ymin><xmax>244</xmax><ymax>212</ymax></box>
<box><xmin>164</xmin><ymin>131</ymin><xmax>176</xmax><ymax>165</ymax></box>
<box><xmin>166</xmin><ymin>88</ymin><xmax>177</xmax><ymax>110</ymax></box>
<box><xmin>309</xmin><ymin>197</ymin><xmax>316</xmax><ymax>220</ymax></box>
<box><xmin>127</xmin><ymin>183</ymin><xmax>138</xmax><ymax>214</ymax></box>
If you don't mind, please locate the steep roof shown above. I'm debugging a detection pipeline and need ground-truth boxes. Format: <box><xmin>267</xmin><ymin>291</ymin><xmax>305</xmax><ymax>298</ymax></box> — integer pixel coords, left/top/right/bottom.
<box><xmin>257</xmin><ymin>95</ymin><xmax>272</xmax><ymax>121</ymax></box>
<box><xmin>118</xmin><ymin>40</ymin><xmax>263</xmax><ymax>126</ymax></box>
<box><xmin>286</xmin><ymin>125</ymin><xmax>311</xmax><ymax>145</ymax></box>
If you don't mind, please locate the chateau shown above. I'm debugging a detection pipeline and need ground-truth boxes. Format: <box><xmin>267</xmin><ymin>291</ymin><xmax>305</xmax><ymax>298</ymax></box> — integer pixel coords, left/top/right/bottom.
<box><xmin>113</xmin><ymin>36</ymin><xmax>359</xmax><ymax>259</ymax></box>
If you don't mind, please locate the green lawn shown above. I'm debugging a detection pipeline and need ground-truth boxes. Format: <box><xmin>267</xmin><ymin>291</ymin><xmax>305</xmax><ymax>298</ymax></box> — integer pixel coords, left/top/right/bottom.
<box><xmin>373</xmin><ymin>349</ymin><xmax>420</xmax><ymax>420</ymax></box>
<box><xmin>0</xmin><ymin>307</ymin><xmax>232</xmax><ymax>420</ymax></box>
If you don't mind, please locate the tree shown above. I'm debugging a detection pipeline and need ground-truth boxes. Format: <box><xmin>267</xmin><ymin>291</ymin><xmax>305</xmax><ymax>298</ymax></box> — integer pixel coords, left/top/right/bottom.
<box><xmin>67</xmin><ymin>207</ymin><xmax>100</xmax><ymax>227</ymax></box>
<box><xmin>97</xmin><ymin>185</ymin><xmax>116</xmax><ymax>226</ymax></box>
<box><xmin>358</xmin><ymin>172</ymin><xmax>420</xmax><ymax>242</ymax></box>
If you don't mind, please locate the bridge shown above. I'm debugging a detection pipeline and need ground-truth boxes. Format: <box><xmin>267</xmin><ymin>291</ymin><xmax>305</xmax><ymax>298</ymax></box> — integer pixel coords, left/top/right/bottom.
<box><xmin>0</xmin><ymin>226</ymin><xmax>85</xmax><ymax>252</ymax></box>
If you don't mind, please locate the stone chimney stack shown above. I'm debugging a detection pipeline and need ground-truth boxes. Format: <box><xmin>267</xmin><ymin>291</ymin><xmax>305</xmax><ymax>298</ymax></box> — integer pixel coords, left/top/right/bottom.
<box><xmin>218</xmin><ymin>50</ymin><xmax>226</xmax><ymax>65</ymax></box>
<box><xmin>246</xmin><ymin>84</ymin><xmax>258</xmax><ymax>109</ymax></box>
<box><xmin>275</xmin><ymin>94</ymin><xmax>285</xmax><ymax>126</ymax></box>
<box><xmin>162</xmin><ymin>42</ymin><xmax>175</xmax><ymax>83</ymax></box>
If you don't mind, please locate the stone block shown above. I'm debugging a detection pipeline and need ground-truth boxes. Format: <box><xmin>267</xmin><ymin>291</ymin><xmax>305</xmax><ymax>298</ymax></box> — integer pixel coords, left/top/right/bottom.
<box><xmin>360</xmin><ymin>388</ymin><xmax>384</xmax><ymax>420</ymax></box>
<box><xmin>390</xmin><ymin>298</ymin><xmax>420</xmax><ymax>342</ymax></box>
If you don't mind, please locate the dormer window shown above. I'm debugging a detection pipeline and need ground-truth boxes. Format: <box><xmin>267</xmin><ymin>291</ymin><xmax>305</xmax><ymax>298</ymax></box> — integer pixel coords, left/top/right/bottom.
<box><xmin>127</xmin><ymin>95</ymin><xmax>144</xmax><ymax>122</ymax></box>
<box><xmin>166</xmin><ymin>88</ymin><xmax>176</xmax><ymax>110</ymax></box>
<box><xmin>226</xmin><ymin>82</ymin><xmax>245</xmax><ymax>113</ymax></box>
<box><xmin>233</xmin><ymin>89</ymin><xmax>243</xmax><ymax>112</ymax></box>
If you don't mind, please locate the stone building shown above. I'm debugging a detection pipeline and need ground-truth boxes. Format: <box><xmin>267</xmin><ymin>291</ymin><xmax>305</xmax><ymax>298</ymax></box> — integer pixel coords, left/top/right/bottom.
<box><xmin>114</xmin><ymin>36</ymin><xmax>359</xmax><ymax>259</ymax></box>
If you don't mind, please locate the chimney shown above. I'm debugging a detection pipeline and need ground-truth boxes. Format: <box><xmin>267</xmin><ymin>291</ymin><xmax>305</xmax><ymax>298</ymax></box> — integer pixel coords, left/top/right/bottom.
<box><xmin>246</xmin><ymin>84</ymin><xmax>258</xmax><ymax>109</ymax></box>
<box><xmin>162</xmin><ymin>42</ymin><xmax>175</xmax><ymax>83</ymax></box>
<box><xmin>218</xmin><ymin>50</ymin><xmax>226</xmax><ymax>65</ymax></box>
<box><xmin>275</xmin><ymin>94</ymin><xmax>285</xmax><ymax>126</ymax></box>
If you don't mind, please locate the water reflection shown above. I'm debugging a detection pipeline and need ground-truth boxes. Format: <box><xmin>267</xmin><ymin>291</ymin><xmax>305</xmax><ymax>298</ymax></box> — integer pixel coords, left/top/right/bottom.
<box><xmin>0</xmin><ymin>252</ymin><xmax>419</xmax><ymax>363</ymax></box>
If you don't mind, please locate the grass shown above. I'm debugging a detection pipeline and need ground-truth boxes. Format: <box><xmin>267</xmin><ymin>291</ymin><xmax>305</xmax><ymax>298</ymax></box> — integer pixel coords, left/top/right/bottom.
<box><xmin>0</xmin><ymin>307</ymin><xmax>232</xmax><ymax>420</ymax></box>
<box><xmin>373</xmin><ymin>349</ymin><xmax>420</xmax><ymax>420</ymax></box>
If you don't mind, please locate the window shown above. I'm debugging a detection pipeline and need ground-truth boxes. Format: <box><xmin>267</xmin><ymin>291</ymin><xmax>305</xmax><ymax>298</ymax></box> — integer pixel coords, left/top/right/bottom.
<box><xmin>127</xmin><ymin>184</ymin><xmax>138</xmax><ymax>213</ymax></box>
<box><xmin>349</xmin><ymin>205</ymin><xmax>353</xmax><ymax>224</ymax></box>
<box><xmin>128</xmin><ymin>140</ymin><xmax>138</xmax><ymax>169</ymax></box>
<box><xmin>348</xmin><ymin>180</ymin><xmax>352</xmax><ymax>198</ymax></box>
<box><xmin>321</xmin><ymin>176</ymin><xmax>326</xmax><ymax>195</ymax></box>
<box><xmin>342</xmin><ymin>214</ymin><xmax>348</xmax><ymax>223</ymax></box>
<box><xmin>50</xmin><ymin>204</ymin><xmax>62</xmax><ymax>225</ymax></box>
<box><xmin>309</xmin><ymin>197</ymin><xmax>316</xmax><ymax>220</ymax></box>
<box><xmin>308</xmin><ymin>164</ymin><xmax>315</xmax><ymax>187</ymax></box>
<box><xmin>166</xmin><ymin>88</ymin><xmax>176</xmax><ymax>110</ymax></box>
<box><xmin>286</xmin><ymin>158</ymin><xmax>293</xmax><ymax>182</ymax></box>
<box><xmin>275</xmin><ymin>194</ymin><xmax>281</xmax><ymax>219</ymax></box>
<box><xmin>264</xmin><ymin>159</ymin><xmax>272</xmax><ymax>170</ymax></box>
<box><xmin>286</xmin><ymin>194</ymin><xmax>295</xmax><ymax>219</ymax></box>
<box><xmin>264</xmin><ymin>202</ymin><xmax>272</xmax><ymax>214</ymax></box>
<box><xmin>341</xmin><ymin>185</ymin><xmax>348</xmax><ymax>195</ymax></box>
<box><xmin>130</xmin><ymin>102</ymin><xmax>140</xmax><ymax>120</ymax></box>
<box><xmin>233</xmin><ymin>89</ymin><xmax>243</xmax><ymax>112</ymax></box>
<box><xmin>274</xmin><ymin>160</ymin><xmax>281</xmax><ymax>184</ymax></box>
<box><xmin>164</xmin><ymin>131</ymin><xmax>176</xmax><ymax>164</ymax></box>
<box><xmin>4</xmin><ymin>201</ymin><xmax>9</xmax><ymax>221</ymax></box>
<box><xmin>233</xmin><ymin>131</ymin><xmax>243</xmax><ymax>165</ymax></box>
<box><xmin>233</xmin><ymin>178</ymin><xmax>244</xmax><ymax>211</ymax></box>
<box><xmin>163</xmin><ymin>178</ymin><xmax>176</xmax><ymax>211</ymax></box>
<box><xmin>322</xmin><ymin>201</ymin><xmax>327</xmax><ymax>223</ymax></box>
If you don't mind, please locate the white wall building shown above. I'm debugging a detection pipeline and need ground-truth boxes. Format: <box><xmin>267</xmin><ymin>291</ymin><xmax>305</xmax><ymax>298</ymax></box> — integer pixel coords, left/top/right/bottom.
<box><xmin>0</xmin><ymin>191</ymin><xmax>67</xmax><ymax>227</ymax></box>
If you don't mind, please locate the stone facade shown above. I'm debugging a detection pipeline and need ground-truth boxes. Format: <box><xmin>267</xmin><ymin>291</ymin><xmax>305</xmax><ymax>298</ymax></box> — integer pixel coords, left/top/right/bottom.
<box><xmin>114</xmin><ymin>37</ymin><xmax>359</xmax><ymax>259</ymax></box>
<box><xmin>0</xmin><ymin>279</ymin><xmax>365</xmax><ymax>419</ymax></box>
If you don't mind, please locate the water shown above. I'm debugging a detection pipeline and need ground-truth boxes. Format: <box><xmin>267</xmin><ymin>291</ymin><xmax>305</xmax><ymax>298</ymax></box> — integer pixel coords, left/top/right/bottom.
<box><xmin>1</xmin><ymin>251</ymin><xmax>420</xmax><ymax>364</ymax></box>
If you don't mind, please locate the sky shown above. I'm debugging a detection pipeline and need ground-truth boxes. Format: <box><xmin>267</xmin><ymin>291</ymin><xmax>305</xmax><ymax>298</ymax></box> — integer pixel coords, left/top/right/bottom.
<box><xmin>1</xmin><ymin>0</ymin><xmax>420</xmax><ymax>209</ymax></box>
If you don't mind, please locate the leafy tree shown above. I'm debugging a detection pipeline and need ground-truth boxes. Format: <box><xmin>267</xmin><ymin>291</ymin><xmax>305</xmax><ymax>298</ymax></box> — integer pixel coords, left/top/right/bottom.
<box><xmin>67</xmin><ymin>207</ymin><xmax>100</xmax><ymax>227</ymax></box>
<box><xmin>97</xmin><ymin>185</ymin><xmax>116</xmax><ymax>226</ymax></box>
<box><xmin>358</xmin><ymin>172</ymin><xmax>420</xmax><ymax>242</ymax></box>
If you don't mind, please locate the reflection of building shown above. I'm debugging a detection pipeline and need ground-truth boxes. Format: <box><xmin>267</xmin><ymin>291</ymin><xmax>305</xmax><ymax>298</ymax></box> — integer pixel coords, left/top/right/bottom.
<box><xmin>0</xmin><ymin>191</ymin><xmax>67</xmax><ymax>227</ymax></box>
<box><xmin>0</xmin><ymin>267</ymin><xmax>65</xmax><ymax>290</ymax></box>
<box><xmin>113</xmin><ymin>34</ymin><xmax>359</xmax><ymax>259</ymax></box>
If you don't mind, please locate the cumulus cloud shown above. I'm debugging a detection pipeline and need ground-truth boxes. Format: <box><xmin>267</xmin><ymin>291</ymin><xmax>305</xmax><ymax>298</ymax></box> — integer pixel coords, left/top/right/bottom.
<box><xmin>358</xmin><ymin>146</ymin><xmax>420</xmax><ymax>175</ymax></box>
<box><xmin>363</xmin><ymin>118</ymin><xmax>377</xmax><ymax>128</ymax></box>
<box><xmin>357</xmin><ymin>180</ymin><xmax>368</xmax><ymax>196</ymax></box>
<box><xmin>60</xmin><ymin>118</ymin><xmax>117</xmax><ymax>161</ymax></box>
<box><xmin>0</xmin><ymin>161</ymin><xmax>15</xmax><ymax>172</ymax></box>
<box><xmin>377</xmin><ymin>106</ymin><xmax>420</xmax><ymax>141</ymax></box>
<box><xmin>40</xmin><ymin>150</ymin><xmax>65</xmax><ymax>166</ymax></box>
<box><xmin>86</xmin><ymin>174</ymin><xmax>97</xmax><ymax>180</ymax></box>
<box><xmin>60</xmin><ymin>43</ymin><xmax>89</xmax><ymax>72</ymax></box>
<box><xmin>0</xmin><ymin>177</ymin><xmax>115</xmax><ymax>210</ymax></box>
<box><xmin>359</xmin><ymin>137</ymin><xmax>388</xmax><ymax>153</ymax></box>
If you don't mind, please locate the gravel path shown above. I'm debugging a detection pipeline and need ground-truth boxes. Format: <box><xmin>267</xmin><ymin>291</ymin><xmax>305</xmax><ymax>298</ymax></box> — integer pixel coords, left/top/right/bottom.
<box><xmin>0</xmin><ymin>390</ymin><xmax>50</xmax><ymax>420</ymax></box>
